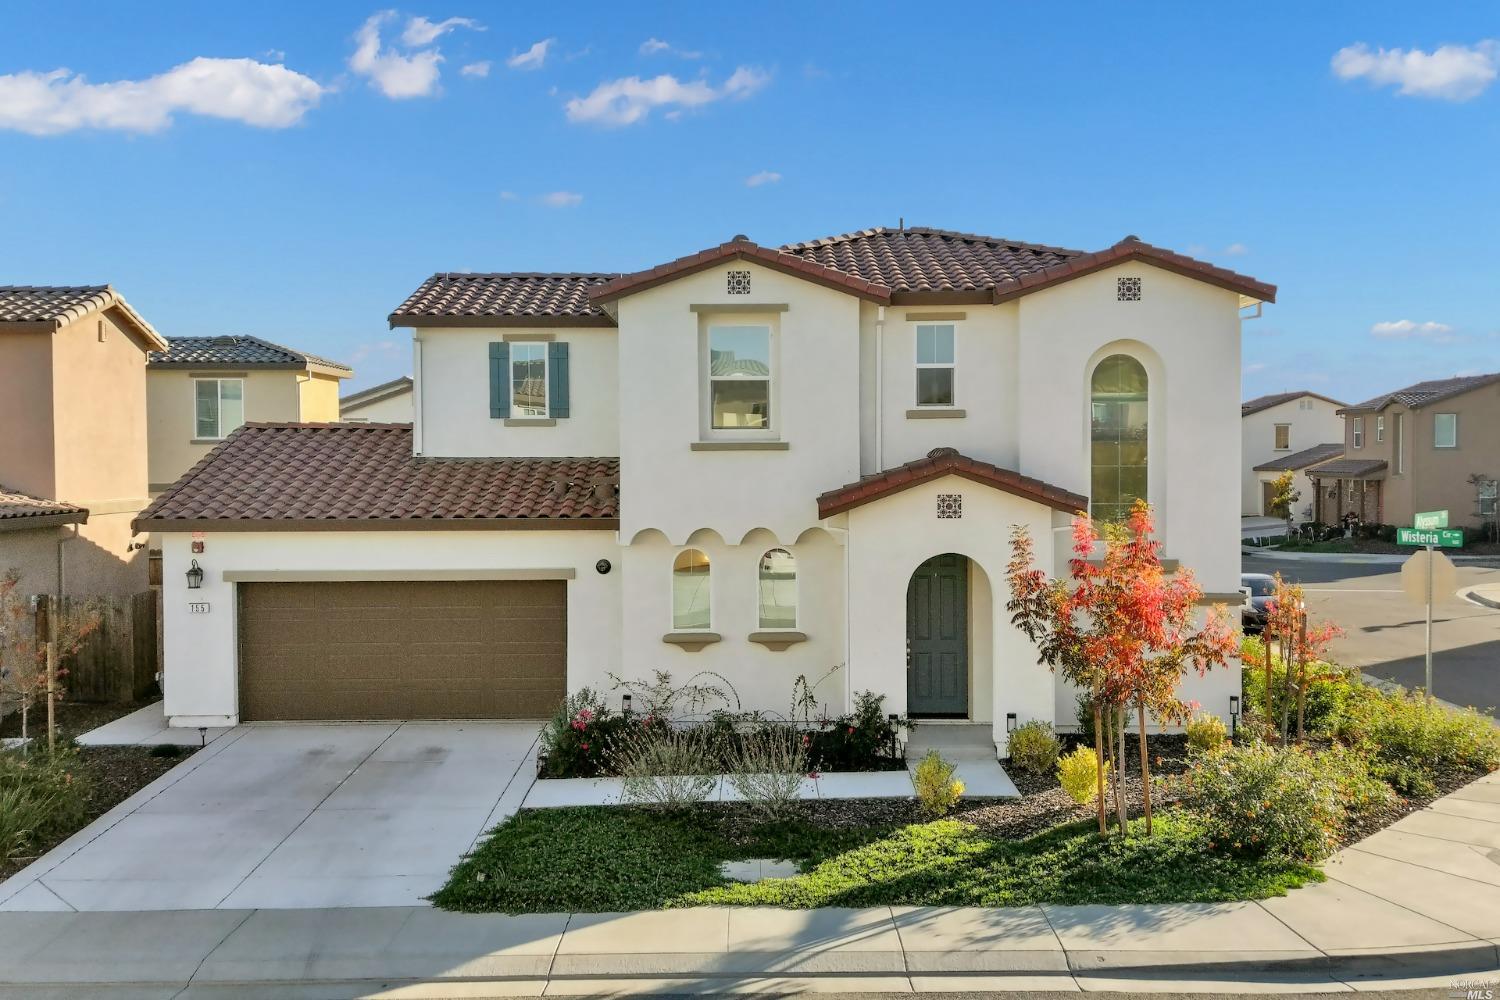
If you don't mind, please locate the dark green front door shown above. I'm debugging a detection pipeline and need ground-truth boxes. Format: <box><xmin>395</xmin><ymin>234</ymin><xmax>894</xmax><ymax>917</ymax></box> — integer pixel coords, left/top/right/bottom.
<box><xmin>907</xmin><ymin>553</ymin><xmax>969</xmax><ymax>717</ymax></box>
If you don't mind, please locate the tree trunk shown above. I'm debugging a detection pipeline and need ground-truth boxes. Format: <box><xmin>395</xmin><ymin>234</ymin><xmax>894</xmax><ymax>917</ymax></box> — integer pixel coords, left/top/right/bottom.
<box><xmin>1296</xmin><ymin>611</ymin><xmax>1309</xmax><ymax>742</ymax></box>
<box><xmin>1114</xmin><ymin>705</ymin><xmax>1128</xmax><ymax>836</ymax></box>
<box><xmin>1279</xmin><ymin>635</ymin><xmax>1295</xmax><ymax>743</ymax></box>
<box><xmin>45</xmin><ymin>594</ymin><xmax>57</xmax><ymax>752</ymax></box>
<box><xmin>1263</xmin><ymin>635</ymin><xmax>1274</xmax><ymax>742</ymax></box>
<box><xmin>1098</xmin><ymin>704</ymin><xmax>1110</xmax><ymax>839</ymax></box>
<box><xmin>1137</xmin><ymin>699</ymin><xmax>1152</xmax><ymax>836</ymax></box>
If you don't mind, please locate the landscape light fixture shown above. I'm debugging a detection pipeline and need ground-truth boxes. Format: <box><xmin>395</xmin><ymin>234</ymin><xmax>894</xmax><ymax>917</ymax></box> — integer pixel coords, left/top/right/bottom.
<box><xmin>1005</xmin><ymin>712</ymin><xmax>1017</xmax><ymax>732</ymax></box>
<box><xmin>186</xmin><ymin>560</ymin><xmax>204</xmax><ymax>590</ymax></box>
<box><xmin>1229</xmin><ymin>695</ymin><xmax>1241</xmax><ymax>737</ymax></box>
<box><xmin>622</xmin><ymin>693</ymin><xmax>632</xmax><ymax>714</ymax></box>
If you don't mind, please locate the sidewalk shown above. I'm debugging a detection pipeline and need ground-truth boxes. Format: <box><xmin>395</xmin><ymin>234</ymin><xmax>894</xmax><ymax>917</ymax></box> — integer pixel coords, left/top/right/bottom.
<box><xmin>4</xmin><ymin>773</ymin><xmax>1500</xmax><ymax>996</ymax></box>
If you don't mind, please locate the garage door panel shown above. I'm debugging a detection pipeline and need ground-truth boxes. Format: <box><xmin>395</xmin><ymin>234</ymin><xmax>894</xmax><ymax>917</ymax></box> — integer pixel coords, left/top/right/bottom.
<box><xmin>238</xmin><ymin>580</ymin><xmax>567</xmax><ymax>721</ymax></box>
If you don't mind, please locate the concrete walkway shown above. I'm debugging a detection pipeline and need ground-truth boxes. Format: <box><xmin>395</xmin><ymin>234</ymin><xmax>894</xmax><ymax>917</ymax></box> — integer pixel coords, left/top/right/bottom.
<box><xmin>74</xmin><ymin>701</ymin><xmax>233</xmax><ymax>747</ymax></box>
<box><xmin>5</xmin><ymin>773</ymin><xmax>1500</xmax><ymax>995</ymax></box>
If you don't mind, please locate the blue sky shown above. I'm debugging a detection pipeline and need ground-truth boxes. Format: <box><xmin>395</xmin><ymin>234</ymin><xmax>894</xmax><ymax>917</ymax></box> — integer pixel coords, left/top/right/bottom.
<box><xmin>2</xmin><ymin>2</ymin><xmax>1496</xmax><ymax>401</ymax></box>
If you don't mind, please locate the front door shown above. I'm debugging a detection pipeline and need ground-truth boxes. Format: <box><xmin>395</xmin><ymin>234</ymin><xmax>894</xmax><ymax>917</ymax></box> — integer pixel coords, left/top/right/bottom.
<box><xmin>907</xmin><ymin>553</ymin><xmax>969</xmax><ymax>717</ymax></box>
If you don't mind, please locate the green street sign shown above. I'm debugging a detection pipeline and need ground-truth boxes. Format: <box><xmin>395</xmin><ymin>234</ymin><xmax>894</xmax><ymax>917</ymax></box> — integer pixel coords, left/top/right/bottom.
<box><xmin>1398</xmin><ymin>527</ymin><xmax>1464</xmax><ymax>548</ymax></box>
<box><xmin>1414</xmin><ymin>510</ymin><xmax>1449</xmax><ymax>530</ymax></box>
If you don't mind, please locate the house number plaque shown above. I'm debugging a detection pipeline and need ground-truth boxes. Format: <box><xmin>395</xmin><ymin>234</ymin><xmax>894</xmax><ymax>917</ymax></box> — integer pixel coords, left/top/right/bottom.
<box><xmin>188</xmin><ymin>603</ymin><xmax>211</xmax><ymax>614</ymax></box>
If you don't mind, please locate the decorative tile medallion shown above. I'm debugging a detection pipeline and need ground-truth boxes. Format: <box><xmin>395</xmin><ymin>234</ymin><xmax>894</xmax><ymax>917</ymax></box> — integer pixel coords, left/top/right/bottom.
<box><xmin>1117</xmin><ymin>276</ymin><xmax>1142</xmax><ymax>301</ymax></box>
<box><xmin>937</xmin><ymin>493</ymin><xmax>962</xmax><ymax>518</ymax></box>
<box><xmin>727</xmin><ymin>270</ymin><xmax>752</xmax><ymax>295</ymax></box>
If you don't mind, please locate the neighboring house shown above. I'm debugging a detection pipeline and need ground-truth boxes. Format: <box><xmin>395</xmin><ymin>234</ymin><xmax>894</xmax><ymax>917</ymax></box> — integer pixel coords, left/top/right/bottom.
<box><xmin>340</xmin><ymin>375</ymin><xmax>413</xmax><ymax>423</ymax></box>
<box><xmin>1314</xmin><ymin>373</ymin><xmax>1500</xmax><ymax>529</ymax></box>
<box><xmin>0</xmin><ymin>286</ymin><xmax>166</xmax><ymax>598</ymax></box>
<box><xmin>1251</xmin><ymin>443</ymin><xmax>1344</xmax><ymax>525</ymax></box>
<box><xmin>146</xmin><ymin>336</ymin><xmax>351</xmax><ymax>492</ymax></box>
<box><xmin>1240</xmin><ymin>391</ymin><xmax>1345</xmax><ymax>517</ymax></box>
<box><xmin>138</xmin><ymin>228</ymin><xmax>1274</xmax><ymax>747</ymax></box>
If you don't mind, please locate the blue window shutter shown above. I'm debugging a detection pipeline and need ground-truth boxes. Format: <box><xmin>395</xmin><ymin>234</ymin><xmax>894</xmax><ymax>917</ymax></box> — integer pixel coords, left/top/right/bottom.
<box><xmin>489</xmin><ymin>342</ymin><xmax>509</xmax><ymax>418</ymax></box>
<box><xmin>548</xmin><ymin>341</ymin><xmax>570</xmax><ymax>418</ymax></box>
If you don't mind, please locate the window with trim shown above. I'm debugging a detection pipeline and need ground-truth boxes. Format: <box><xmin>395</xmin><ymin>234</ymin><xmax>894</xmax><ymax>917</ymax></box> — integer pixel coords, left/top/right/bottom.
<box><xmin>1395</xmin><ymin>413</ymin><xmax>1405</xmax><ymax>473</ymax></box>
<box><xmin>1352</xmin><ymin>417</ymin><xmax>1364</xmax><ymax>449</ymax></box>
<box><xmin>1376</xmin><ymin>415</ymin><xmax>1385</xmax><ymax>442</ymax></box>
<box><xmin>1479</xmin><ymin>479</ymin><xmax>1498</xmax><ymax>518</ymax></box>
<box><xmin>915</xmin><ymin>323</ymin><xmax>955</xmax><ymax>406</ymax></box>
<box><xmin>1434</xmin><ymin>412</ymin><xmax>1457</xmax><ymax>448</ymax></box>
<box><xmin>757</xmin><ymin>548</ymin><xmax>797</xmax><ymax>629</ymax></box>
<box><xmin>510</xmin><ymin>342</ymin><xmax>548</xmax><ymax>417</ymax></box>
<box><xmin>672</xmin><ymin>549</ymin><xmax>711</xmax><ymax>630</ymax></box>
<box><xmin>708</xmin><ymin>325</ymin><xmax>771</xmax><ymax>429</ymax></box>
<box><xmin>1274</xmin><ymin>423</ymin><xmax>1290</xmax><ymax>450</ymax></box>
<box><xmin>1089</xmin><ymin>354</ymin><xmax>1148</xmax><ymax>523</ymax></box>
<box><xmin>194</xmin><ymin>378</ymin><xmax>244</xmax><ymax>439</ymax></box>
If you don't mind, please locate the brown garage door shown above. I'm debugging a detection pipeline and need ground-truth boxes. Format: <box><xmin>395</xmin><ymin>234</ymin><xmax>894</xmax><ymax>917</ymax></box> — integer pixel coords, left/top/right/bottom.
<box><xmin>238</xmin><ymin>580</ymin><xmax>566</xmax><ymax>721</ymax></box>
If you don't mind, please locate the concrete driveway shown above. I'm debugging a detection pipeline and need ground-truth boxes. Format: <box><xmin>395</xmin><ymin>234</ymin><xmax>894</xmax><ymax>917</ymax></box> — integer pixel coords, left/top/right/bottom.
<box><xmin>0</xmin><ymin>721</ymin><xmax>540</xmax><ymax>912</ymax></box>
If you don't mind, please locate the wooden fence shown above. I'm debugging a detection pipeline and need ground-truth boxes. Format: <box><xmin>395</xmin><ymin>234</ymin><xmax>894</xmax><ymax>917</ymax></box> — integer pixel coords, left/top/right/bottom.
<box><xmin>43</xmin><ymin>591</ymin><xmax>159</xmax><ymax>703</ymax></box>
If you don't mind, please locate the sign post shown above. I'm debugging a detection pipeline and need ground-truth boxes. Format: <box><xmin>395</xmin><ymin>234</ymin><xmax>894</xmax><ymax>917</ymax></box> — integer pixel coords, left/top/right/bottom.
<box><xmin>1399</xmin><ymin>512</ymin><xmax>1458</xmax><ymax>700</ymax></box>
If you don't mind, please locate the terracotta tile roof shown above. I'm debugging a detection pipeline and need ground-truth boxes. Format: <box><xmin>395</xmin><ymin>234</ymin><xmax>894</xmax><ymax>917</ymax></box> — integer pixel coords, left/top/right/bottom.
<box><xmin>390</xmin><ymin>273</ymin><xmax>619</xmax><ymax>328</ymax></box>
<box><xmin>0</xmin><ymin>285</ymin><xmax>167</xmax><ymax>351</ymax></box>
<box><xmin>591</xmin><ymin>236</ymin><xmax>892</xmax><ymax>306</ymax></box>
<box><xmin>341</xmin><ymin>375</ymin><xmax>413</xmax><ymax>409</ymax></box>
<box><xmin>1253</xmin><ymin>443</ymin><xmax>1344</xmax><ymax>472</ymax></box>
<box><xmin>1307</xmin><ymin>457</ymin><xmax>1387</xmax><ymax>478</ymax></box>
<box><xmin>1339</xmin><ymin>372</ymin><xmax>1500</xmax><ymax>415</ymax></box>
<box><xmin>0</xmin><ymin>486</ymin><xmax>87</xmax><ymax>527</ymax></box>
<box><xmin>988</xmin><ymin>236</ymin><xmax>1277</xmax><ymax>305</ymax></box>
<box><xmin>149</xmin><ymin>335</ymin><xmax>350</xmax><ymax>374</ymax></box>
<box><xmin>1242</xmin><ymin>391</ymin><xmax>1345</xmax><ymax>416</ymax></box>
<box><xmin>817</xmin><ymin>447</ymin><xmax>1086</xmax><ymax>518</ymax></box>
<box><xmin>781</xmin><ymin>227</ymin><xmax>1083</xmax><ymax>296</ymax></box>
<box><xmin>135</xmin><ymin>423</ymin><xmax>618</xmax><ymax>531</ymax></box>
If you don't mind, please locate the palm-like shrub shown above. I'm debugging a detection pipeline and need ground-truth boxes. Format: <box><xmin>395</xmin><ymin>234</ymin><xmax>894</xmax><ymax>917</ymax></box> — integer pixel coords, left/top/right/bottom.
<box><xmin>726</xmin><ymin>727</ymin><xmax>809</xmax><ymax>821</ymax></box>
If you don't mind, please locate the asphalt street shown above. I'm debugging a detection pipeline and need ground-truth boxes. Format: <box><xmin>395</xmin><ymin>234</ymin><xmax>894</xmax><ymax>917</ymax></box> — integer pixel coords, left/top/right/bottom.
<box><xmin>1243</xmin><ymin>552</ymin><xmax>1500</xmax><ymax>714</ymax></box>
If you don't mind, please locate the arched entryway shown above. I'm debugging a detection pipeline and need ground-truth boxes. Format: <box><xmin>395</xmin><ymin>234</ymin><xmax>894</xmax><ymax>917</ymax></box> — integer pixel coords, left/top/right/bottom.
<box><xmin>907</xmin><ymin>553</ymin><xmax>971</xmax><ymax>718</ymax></box>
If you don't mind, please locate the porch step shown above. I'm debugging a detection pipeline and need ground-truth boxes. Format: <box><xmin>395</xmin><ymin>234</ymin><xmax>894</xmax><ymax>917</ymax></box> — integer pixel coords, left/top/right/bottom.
<box><xmin>905</xmin><ymin>722</ymin><xmax>997</xmax><ymax>762</ymax></box>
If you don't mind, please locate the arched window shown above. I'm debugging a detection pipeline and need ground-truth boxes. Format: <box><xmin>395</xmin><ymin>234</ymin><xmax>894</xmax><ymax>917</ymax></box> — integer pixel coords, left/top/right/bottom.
<box><xmin>1090</xmin><ymin>354</ymin><xmax>1148</xmax><ymax>523</ymax></box>
<box><xmin>672</xmin><ymin>549</ymin><xmax>711</xmax><ymax>630</ymax></box>
<box><xmin>757</xmin><ymin>548</ymin><xmax>797</xmax><ymax>629</ymax></box>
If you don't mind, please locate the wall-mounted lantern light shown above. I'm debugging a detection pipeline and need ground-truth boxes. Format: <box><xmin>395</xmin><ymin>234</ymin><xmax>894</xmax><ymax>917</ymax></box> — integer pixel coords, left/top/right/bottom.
<box><xmin>186</xmin><ymin>560</ymin><xmax>204</xmax><ymax>590</ymax></box>
<box><xmin>1005</xmin><ymin>712</ymin><xmax>1017</xmax><ymax>733</ymax></box>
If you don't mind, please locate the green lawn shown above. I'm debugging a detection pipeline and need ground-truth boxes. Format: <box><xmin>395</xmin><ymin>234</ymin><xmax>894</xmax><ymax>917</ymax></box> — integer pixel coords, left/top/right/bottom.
<box><xmin>431</xmin><ymin>806</ymin><xmax>1322</xmax><ymax>914</ymax></box>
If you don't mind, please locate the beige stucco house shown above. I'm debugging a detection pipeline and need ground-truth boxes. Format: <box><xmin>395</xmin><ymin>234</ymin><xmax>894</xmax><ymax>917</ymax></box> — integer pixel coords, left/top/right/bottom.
<box><xmin>140</xmin><ymin>227</ymin><xmax>1276</xmax><ymax>750</ymax></box>
<box><xmin>340</xmin><ymin>375</ymin><xmax>413</xmax><ymax>423</ymax></box>
<box><xmin>1315</xmin><ymin>373</ymin><xmax>1500</xmax><ymax>529</ymax></box>
<box><xmin>0</xmin><ymin>286</ymin><xmax>167</xmax><ymax>598</ymax></box>
<box><xmin>1240</xmin><ymin>391</ymin><xmax>1344</xmax><ymax>519</ymax></box>
<box><xmin>146</xmin><ymin>336</ymin><xmax>351</xmax><ymax>492</ymax></box>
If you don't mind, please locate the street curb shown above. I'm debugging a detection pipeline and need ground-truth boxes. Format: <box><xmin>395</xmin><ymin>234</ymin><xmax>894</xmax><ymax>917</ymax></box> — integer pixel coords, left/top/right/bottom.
<box><xmin>1243</xmin><ymin>547</ymin><xmax>1500</xmax><ymax>565</ymax></box>
<box><xmin>1467</xmin><ymin>589</ymin><xmax>1500</xmax><ymax>610</ymax></box>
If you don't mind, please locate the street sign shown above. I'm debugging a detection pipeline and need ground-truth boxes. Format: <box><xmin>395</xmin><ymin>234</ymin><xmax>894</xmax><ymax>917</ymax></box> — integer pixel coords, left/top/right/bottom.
<box><xmin>1397</xmin><ymin>527</ymin><xmax>1464</xmax><ymax>547</ymax></box>
<box><xmin>1402</xmin><ymin>550</ymin><xmax>1457</xmax><ymax>606</ymax></box>
<box><xmin>1413</xmin><ymin>510</ymin><xmax>1449</xmax><ymax>530</ymax></box>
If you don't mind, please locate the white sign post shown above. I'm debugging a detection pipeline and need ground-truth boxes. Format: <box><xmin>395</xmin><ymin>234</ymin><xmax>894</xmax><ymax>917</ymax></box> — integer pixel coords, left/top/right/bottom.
<box><xmin>1401</xmin><ymin>547</ymin><xmax>1457</xmax><ymax>699</ymax></box>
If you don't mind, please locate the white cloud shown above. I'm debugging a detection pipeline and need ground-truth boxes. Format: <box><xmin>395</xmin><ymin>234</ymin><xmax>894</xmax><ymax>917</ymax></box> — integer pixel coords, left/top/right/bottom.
<box><xmin>507</xmin><ymin>38</ymin><xmax>554</xmax><ymax>71</ymax></box>
<box><xmin>1332</xmin><ymin>41</ymin><xmax>1498</xmax><ymax>101</ymax></box>
<box><xmin>499</xmin><ymin>189</ymin><xmax>518</xmax><ymax>201</ymax></box>
<box><xmin>639</xmin><ymin>38</ymin><xmax>702</xmax><ymax>59</ymax></box>
<box><xmin>1370</xmin><ymin>319</ymin><xmax>1456</xmax><ymax>340</ymax></box>
<box><xmin>745</xmin><ymin>170</ymin><xmax>781</xmax><ymax>187</ymax></box>
<box><xmin>401</xmin><ymin>15</ymin><xmax>480</xmax><ymax>47</ymax></box>
<box><xmin>540</xmin><ymin>190</ymin><xmax>582</xmax><ymax>207</ymax></box>
<box><xmin>1224</xmin><ymin>242</ymin><xmax>1249</xmax><ymax>256</ymax></box>
<box><xmin>1243</xmin><ymin>362</ymin><xmax>1269</xmax><ymax>375</ymax></box>
<box><xmin>565</xmin><ymin>66</ymin><xmax>769</xmax><ymax>126</ymax></box>
<box><xmin>349</xmin><ymin>11</ymin><xmax>481</xmax><ymax>99</ymax></box>
<box><xmin>0</xmin><ymin>57</ymin><xmax>324</xmax><ymax>136</ymax></box>
<box><xmin>461</xmin><ymin>61</ymin><xmax>491</xmax><ymax>78</ymax></box>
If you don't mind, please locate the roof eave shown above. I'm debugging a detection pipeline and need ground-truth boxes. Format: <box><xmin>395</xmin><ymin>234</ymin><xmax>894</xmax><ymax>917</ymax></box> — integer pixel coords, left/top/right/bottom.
<box><xmin>390</xmin><ymin>313</ymin><xmax>618</xmax><ymax>330</ymax></box>
<box><xmin>133</xmin><ymin>516</ymin><xmax>621</xmax><ymax>533</ymax></box>
<box><xmin>0</xmin><ymin>509</ymin><xmax>89</xmax><ymax>532</ymax></box>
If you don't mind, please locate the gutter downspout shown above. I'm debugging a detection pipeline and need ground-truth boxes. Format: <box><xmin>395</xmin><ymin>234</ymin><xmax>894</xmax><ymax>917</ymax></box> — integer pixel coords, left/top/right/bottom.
<box><xmin>825</xmin><ymin>521</ymin><xmax>853</xmax><ymax>714</ymax></box>
<box><xmin>56</xmin><ymin>524</ymin><xmax>77</xmax><ymax>596</ymax></box>
<box><xmin>874</xmin><ymin>305</ymin><xmax>885</xmax><ymax>472</ymax></box>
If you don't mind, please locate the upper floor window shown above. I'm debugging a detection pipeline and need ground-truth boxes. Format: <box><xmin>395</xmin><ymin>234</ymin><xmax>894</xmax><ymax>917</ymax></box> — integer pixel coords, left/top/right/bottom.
<box><xmin>915</xmin><ymin>323</ymin><xmax>955</xmax><ymax>407</ymax></box>
<box><xmin>510</xmin><ymin>342</ymin><xmax>548</xmax><ymax>417</ymax></box>
<box><xmin>1434</xmin><ymin>412</ymin><xmax>1458</xmax><ymax>449</ymax></box>
<box><xmin>672</xmin><ymin>549</ymin><xmax>711</xmax><ymax>630</ymax></box>
<box><xmin>708</xmin><ymin>325</ymin><xmax>770</xmax><ymax>429</ymax></box>
<box><xmin>1352</xmin><ymin>417</ymin><xmax>1364</xmax><ymax>449</ymax></box>
<box><xmin>757</xmin><ymin>548</ymin><xmax>797</xmax><ymax>629</ymax></box>
<box><xmin>1376</xmin><ymin>415</ymin><xmax>1385</xmax><ymax>442</ymax></box>
<box><xmin>1274</xmin><ymin>423</ymin><xmax>1291</xmax><ymax>450</ymax></box>
<box><xmin>194</xmin><ymin>378</ymin><xmax>243</xmax><ymax>440</ymax></box>
<box><xmin>1089</xmin><ymin>354</ymin><xmax>1148</xmax><ymax>523</ymax></box>
<box><xmin>1480</xmin><ymin>479</ymin><xmax>1498</xmax><ymax>519</ymax></box>
<box><xmin>1395</xmin><ymin>413</ymin><xmax>1406</xmax><ymax>473</ymax></box>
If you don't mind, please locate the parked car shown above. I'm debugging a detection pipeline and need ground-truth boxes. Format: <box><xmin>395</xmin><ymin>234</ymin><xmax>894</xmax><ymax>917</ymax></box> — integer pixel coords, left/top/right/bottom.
<box><xmin>1240</xmin><ymin>573</ymin><xmax>1275</xmax><ymax>634</ymax></box>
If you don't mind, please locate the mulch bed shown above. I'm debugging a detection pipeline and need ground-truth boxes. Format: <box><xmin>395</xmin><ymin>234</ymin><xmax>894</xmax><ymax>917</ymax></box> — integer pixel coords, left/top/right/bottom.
<box><xmin>0</xmin><ymin>700</ymin><xmax>157</xmax><ymax>742</ymax></box>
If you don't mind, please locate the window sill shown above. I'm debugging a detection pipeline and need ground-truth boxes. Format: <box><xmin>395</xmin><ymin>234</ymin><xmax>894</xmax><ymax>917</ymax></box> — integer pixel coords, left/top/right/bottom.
<box><xmin>748</xmin><ymin>630</ymin><xmax>807</xmax><ymax>651</ymax></box>
<box><xmin>690</xmin><ymin>441</ymin><xmax>788</xmax><ymax>451</ymax></box>
<box><xmin>906</xmin><ymin>408</ymin><xmax>966</xmax><ymax>420</ymax></box>
<box><xmin>191</xmin><ymin>438</ymin><xmax>229</xmax><ymax>445</ymax></box>
<box><xmin>504</xmin><ymin>418</ymin><xmax>557</xmax><ymax>427</ymax></box>
<box><xmin>662</xmin><ymin>631</ymin><xmax>721</xmax><ymax>651</ymax></box>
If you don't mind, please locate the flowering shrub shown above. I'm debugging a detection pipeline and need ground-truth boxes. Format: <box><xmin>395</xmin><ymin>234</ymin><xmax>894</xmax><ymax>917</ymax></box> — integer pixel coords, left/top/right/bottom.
<box><xmin>1185</xmin><ymin>713</ymin><xmax>1228</xmax><ymax>754</ymax></box>
<box><xmin>803</xmin><ymin>691</ymin><xmax>906</xmax><ymax>772</ymax></box>
<box><xmin>913</xmin><ymin>749</ymin><xmax>963</xmax><ymax>818</ymax></box>
<box><xmin>1340</xmin><ymin>689</ymin><xmax>1500</xmax><ymax>796</ymax></box>
<box><xmin>1181</xmin><ymin>743</ymin><xmax>1342</xmax><ymax>861</ymax></box>
<box><xmin>1057</xmin><ymin>745</ymin><xmax>1106</xmax><ymax>805</ymax></box>
<box><xmin>539</xmin><ymin>689</ymin><xmax>659</xmax><ymax>778</ymax></box>
<box><xmin>1006</xmin><ymin>720</ymin><xmax>1061</xmax><ymax>776</ymax></box>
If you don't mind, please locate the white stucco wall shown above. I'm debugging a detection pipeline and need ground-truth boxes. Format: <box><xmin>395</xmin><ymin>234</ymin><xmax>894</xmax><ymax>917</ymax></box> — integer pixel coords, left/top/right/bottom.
<box><xmin>416</xmin><ymin>326</ymin><xmax>619</xmax><ymax>459</ymax></box>
<box><xmin>158</xmin><ymin>529</ymin><xmax>621</xmax><ymax>727</ymax></box>
<box><xmin>341</xmin><ymin>385</ymin><xmax>414</xmax><ymax>423</ymax></box>
<box><xmin>1240</xmin><ymin>397</ymin><xmax>1345</xmax><ymax>516</ymax></box>
<box><xmin>616</xmin><ymin>262</ymin><xmax>862</xmax><ymax>543</ymax></box>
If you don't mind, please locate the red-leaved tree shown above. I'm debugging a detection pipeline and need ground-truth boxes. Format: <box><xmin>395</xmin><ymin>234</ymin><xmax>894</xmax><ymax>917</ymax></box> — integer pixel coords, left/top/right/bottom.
<box><xmin>1260</xmin><ymin>574</ymin><xmax>1342</xmax><ymax>743</ymax></box>
<box><xmin>1007</xmin><ymin>500</ymin><xmax>1237</xmax><ymax>836</ymax></box>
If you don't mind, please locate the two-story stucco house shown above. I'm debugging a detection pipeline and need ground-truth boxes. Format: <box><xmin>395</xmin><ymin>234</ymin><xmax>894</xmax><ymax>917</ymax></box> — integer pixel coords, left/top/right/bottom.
<box><xmin>340</xmin><ymin>375</ymin><xmax>414</xmax><ymax>423</ymax></box>
<box><xmin>1240</xmin><ymin>391</ymin><xmax>1345</xmax><ymax>523</ymax></box>
<box><xmin>136</xmin><ymin>227</ymin><xmax>1275</xmax><ymax>750</ymax></box>
<box><xmin>1314</xmin><ymin>373</ymin><xmax>1500</xmax><ymax>529</ymax></box>
<box><xmin>146</xmin><ymin>336</ymin><xmax>351</xmax><ymax>493</ymax></box>
<box><xmin>0</xmin><ymin>286</ymin><xmax>167</xmax><ymax>598</ymax></box>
